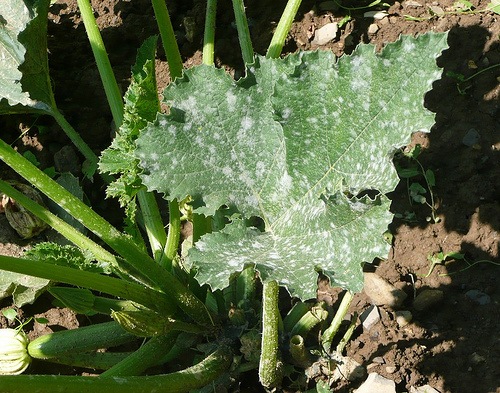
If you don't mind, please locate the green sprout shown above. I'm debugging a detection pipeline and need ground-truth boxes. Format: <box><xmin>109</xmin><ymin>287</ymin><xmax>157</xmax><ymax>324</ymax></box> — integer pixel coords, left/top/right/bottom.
<box><xmin>422</xmin><ymin>251</ymin><xmax>500</xmax><ymax>277</ymax></box>
<box><xmin>395</xmin><ymin>144</ymin><xmax>440</xmax><ymax>224</ymax></box>
<box><xmin>405</xmin><ymin>0</ymin><xmax>500</xmax><ymax>20</ymax></box>
<box><xmin>447</xmin><ymin>63</ymin><xmax>500</xmax><ymax>95</ymax></box>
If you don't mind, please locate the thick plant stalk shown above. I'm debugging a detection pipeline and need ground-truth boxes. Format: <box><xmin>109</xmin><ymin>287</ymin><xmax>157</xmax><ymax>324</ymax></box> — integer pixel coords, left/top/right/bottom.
<box><xmin>160</xmin><ymin>199</ymin><xmax>181</xmax><ymax>270</ymax></box>
<box><xmin>0</xmin><ymin>145</ymin><xmax>156</xmax><ymax>284</ymax></box>
<box><xmin>0</xmin><ymin>255</ymin><xmax>173</xmax><ymax>314</ymax></box>
<box><xmin>78</xmin><ymin>0</ymin><xmax>170</xmax><ymax>264</ymax></box>
<box><xmin>336</xmin><ymin>312</ymin><xmax>357</xmax><ymax>354</ymax></box>
<box><xmin>290</xmin><ymin>306</ymin><xmax>328</xmax><ymax>337</ymax></box>
<box><xmin>76</xmin><ymin>0</ymin><xmax>124</xmax><ymax>126</ymax></box>
<box><xmin>259</xmin><ymin>280</ymin><xmax>281</xmax><ymax>388</ymax></box>
<box><xmin>0</xmin><ymin>140</ymin><xmax>213</xmax><ymax>325</ymax></box>
<box><xmin>137</xmin><ymin>191</ymin><xmax>167</xmax><ymax>263</ymax></box>
<box><xmin>321</xmin><ymin>290</ymin><xmax>353</xmax><ymax>354</ymax></box>
<box><xmin>0</xmin><ymin>178</ymin><xmax>120</xmax><ymax>269</ymax></box>
<box><xmin>49</xmin><ymin>286</ymin><xmax>137</xmax><ymax>315</ymax></box>
<box><xmin>203</xmin><ymin>0</ymin><xmax>217</xmax><ymax>65</ymax></box>
<box><xmin>0</xmin><ymin>346</ymin><xmax>233</xmax><ymax>393</ymax></box>
<box><xmin>289</xmin><ymin>335</ymin><xmax>311</xmax><ymax>367</ymax></box>
<box><xmin>101</xmin><ymin>332</ymin><xmax>179</xmax><ymax>376</ymax></box>
<box><xmin>151</xmin><ymin>0</ymin><xmax>183</xmax><ymax>79</ymax></box>
<box><xmin>266</xmin><ymin>0</ymin><xmax>302</xmax><ymax>59</ymax></box>
<box><xmin>236</xmin><ymin>265</ymin><xmax>256</xmax><ymax>309</ymax></box>
<box><xmin>23</xmin><ymin>0</ymin><xmax>101</xmax><ymax>179</ymax></box>
<box><xmin>283</xmin><ymin>302</ymin><xmax>309</xmax><ymax>333</ymax></box>
<box><xmin>0</xmin><ymin>177</ymin><xmax>158</xmax><ymax>287</ymax></box>
<box><xmin>150</xmin><ymin>0</ymin><xmax>184</xmax><ymax>270</ymax></box>
<box><xmin>231</xmin><ymin>0</ymin><xmax>254</xmax><ymax>64</ymax></box>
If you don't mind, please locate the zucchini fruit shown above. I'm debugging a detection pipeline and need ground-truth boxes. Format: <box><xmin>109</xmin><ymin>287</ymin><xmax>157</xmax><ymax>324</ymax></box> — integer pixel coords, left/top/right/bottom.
<box><xmin>28</xmin><ymin>321</ymin><xmax>137</xmax><ymax>360</ymax></box>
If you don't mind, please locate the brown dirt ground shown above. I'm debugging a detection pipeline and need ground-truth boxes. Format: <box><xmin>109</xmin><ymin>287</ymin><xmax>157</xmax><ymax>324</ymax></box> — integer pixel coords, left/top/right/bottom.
<box><xmin>1</xmin><ymin>0</ymin><xmax>500</xmax><ymax>392</ymax></box>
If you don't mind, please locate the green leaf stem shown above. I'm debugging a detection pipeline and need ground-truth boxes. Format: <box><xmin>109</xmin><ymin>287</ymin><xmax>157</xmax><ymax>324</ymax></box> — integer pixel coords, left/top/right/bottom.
<box><xmin>0</xmin><ymin>345</ymin><xmax>233</xmax><ymax>393</ymax></box>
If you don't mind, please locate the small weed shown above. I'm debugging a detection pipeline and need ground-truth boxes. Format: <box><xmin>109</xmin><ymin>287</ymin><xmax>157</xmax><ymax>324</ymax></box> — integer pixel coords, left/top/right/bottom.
<box><xmin>405</xmin><ymin>0</ymin><xmax>500</xmax><ymax>21</ymax></box>
<box><xmin>447</xmin><ymin>63</ymin><xmax>500</xmax><ymax>95</ymax></box>
<box><xmin>422</xmin><ymin>251</ymin><xmax>500</xmax><ymax>277</ymax></box>
<box><xmin>1</xmin><ymin>308</ymin><xmax>48</xmax><ymax>331</ymax></box>
<box><xmin>395</xmin><ymin>144</ymin><xmax>440</xmax><ymax>223</ymax></box>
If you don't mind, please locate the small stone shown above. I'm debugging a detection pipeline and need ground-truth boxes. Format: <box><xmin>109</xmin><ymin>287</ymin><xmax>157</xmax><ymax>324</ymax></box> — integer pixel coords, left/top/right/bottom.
<box><xmin>364</xmin><ymin>273</ymin><xmax>407</xmax><ymax>308</ymax></box>
<box><xmin>356</xmin><ymin>373</ymin><xmax>396</xmax><ymax>393</ymax></box>
<box><xmin>329</xmin><ymin>353</ymin><xmax>366</xmax><ymax>382</ymax></box>
<box><xmin>465</xmin><ymin>290</ymin><xmax>491</xmax><ymax>305</ymax></box>
<box><xmin>405</xmin><ymin>0</ymin><xmax>423</xmax><ymax>6</ymax></box>
<box><xmin>470</xmin><ymin>352</ymin><xmax>486</xmax><ymax>364</ymax></box>
<box><xmin>395</xmin><ymin>310</ymin><xmax>413</xmax><ymax>327</ymax></box>
<box><xmin>385</xmin><ymin>365</ymin><xmax>397</xmax><ymax>374</ymax></box>
<box><xmin>413</xmin><ymin>289</ymin><xmax>444</xmax><ymax>311</ymax></box>
<box><xmin>368</xmin><ymin>23</ymin><xmax>379</xmax><ymax>34</ymax></box>
<box><xmin>481</xmin><ymin>56</ymin><xmax>490</xmax><ymax>67</ymax></box>
<box><xmin>462</xmin><ymin>128</ymin><xmax>481</xmax><ymax>147</ymax></box>
<box><xmin>312</xmin><ymin>23</ymin><xmax>339</xmax><ymax>45</ymax></box>
<box><xmin>360</xmin><ymin>305</ymin><xmax>380</xmax><ymax>331</ymax></box>
<box><xmin>364</xmin><ymin>10</ymin><xmax>389</xmax><ymax>19</ymax></box>
<box><xmin>429</xmin><ymin>5</ymin><xmax>444</xmax><ymax>14</ymax></box>
<box><xmin>410</xmin><ymin>385</ymin><xmax>441</xmax><ymax>393</ymax></box>
<box><xmin>54</xmin><ymin>145</ymin><xmax>81</xmax><ymax>174</ymax></box>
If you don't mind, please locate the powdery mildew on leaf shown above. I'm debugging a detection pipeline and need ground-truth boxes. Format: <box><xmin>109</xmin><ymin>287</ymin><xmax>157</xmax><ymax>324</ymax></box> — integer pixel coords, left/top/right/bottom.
<box><xmin>137</xmin><ymin>57</ymin><xmax>299</xmax><ymax>220</ymax></box>
<box><xmin>0</xmin><ymin>0</ymin><xmax>33</xmax><ymax>107</ymax></box>
<box><xmin>136</xmin><ymin>33</ymin><xmax>448</xmax><ymax>299</ymax></box>
<box><xmin>0</xmin><ymin>0</ymin><xmax>52</xmax><ymax>113</ymax></box>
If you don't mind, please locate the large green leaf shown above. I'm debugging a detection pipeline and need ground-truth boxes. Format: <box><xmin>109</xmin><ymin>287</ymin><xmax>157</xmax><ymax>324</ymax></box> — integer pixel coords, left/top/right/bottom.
<box><xmin>0</xmin><ymin>0</ymin><xmax>54</xmax><ymax>114</ymax></box>
<box><xmin>136</xmin><ymin>33</ymin><xmax>448</xmax><ymax>299</ymax></box>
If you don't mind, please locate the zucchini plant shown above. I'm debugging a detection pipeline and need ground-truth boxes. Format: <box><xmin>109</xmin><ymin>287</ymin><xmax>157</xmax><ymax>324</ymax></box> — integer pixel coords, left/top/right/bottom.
<box><xmin>0</xmin><ymin>0</ymin><xmax>448</xmax><ymax>391</ymax></box>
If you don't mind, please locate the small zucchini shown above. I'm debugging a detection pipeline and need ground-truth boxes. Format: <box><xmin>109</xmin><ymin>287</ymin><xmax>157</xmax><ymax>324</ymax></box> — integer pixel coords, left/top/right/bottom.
<box><xmin>28</xmin><ymin>321</ymin><xmax>137</xmax><ymax>360</ymax></box>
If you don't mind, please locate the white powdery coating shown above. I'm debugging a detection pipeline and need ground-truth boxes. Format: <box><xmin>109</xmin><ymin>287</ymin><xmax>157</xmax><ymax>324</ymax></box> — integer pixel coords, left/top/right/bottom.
<box><xmin>226</xmin><ymin>91</ymin><xmax>237</xmax><ymax>111</ymax></box>
<box><xmin>240</xmin><ymin>116</ymin><xmax>253</xmax><ymax>131</ymax></box>
<box><xmin>137</xmin><ymin>35</ymin><xmax>447</xmax><ymax>297</ymax></box>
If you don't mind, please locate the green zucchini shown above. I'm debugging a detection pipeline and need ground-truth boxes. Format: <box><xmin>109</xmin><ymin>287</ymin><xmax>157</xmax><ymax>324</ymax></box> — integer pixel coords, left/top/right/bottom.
<box><xmin>28</xmin><ymin>321</ymin><xmax>137</xmax><ymax>360</ymax></box>
<box><xmin>44</xmin><ymin>352</ymin><xmax>132</xmax><ymax>370</ymax></box>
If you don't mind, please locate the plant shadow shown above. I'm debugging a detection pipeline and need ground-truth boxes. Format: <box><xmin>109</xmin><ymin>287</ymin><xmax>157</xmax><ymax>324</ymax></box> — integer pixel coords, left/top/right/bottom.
<box><xmin>358</xmin><ymin>23</ymin><xmax>500</xmax><ymax>393</ymax></box>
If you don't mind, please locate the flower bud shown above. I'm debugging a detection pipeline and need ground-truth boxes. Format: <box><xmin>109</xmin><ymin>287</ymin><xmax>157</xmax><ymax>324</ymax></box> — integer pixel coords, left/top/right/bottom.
<box><xmin>0</xmin><ymin>329</ymin><xmax>31</xmax><ymax>375</ymax></box>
